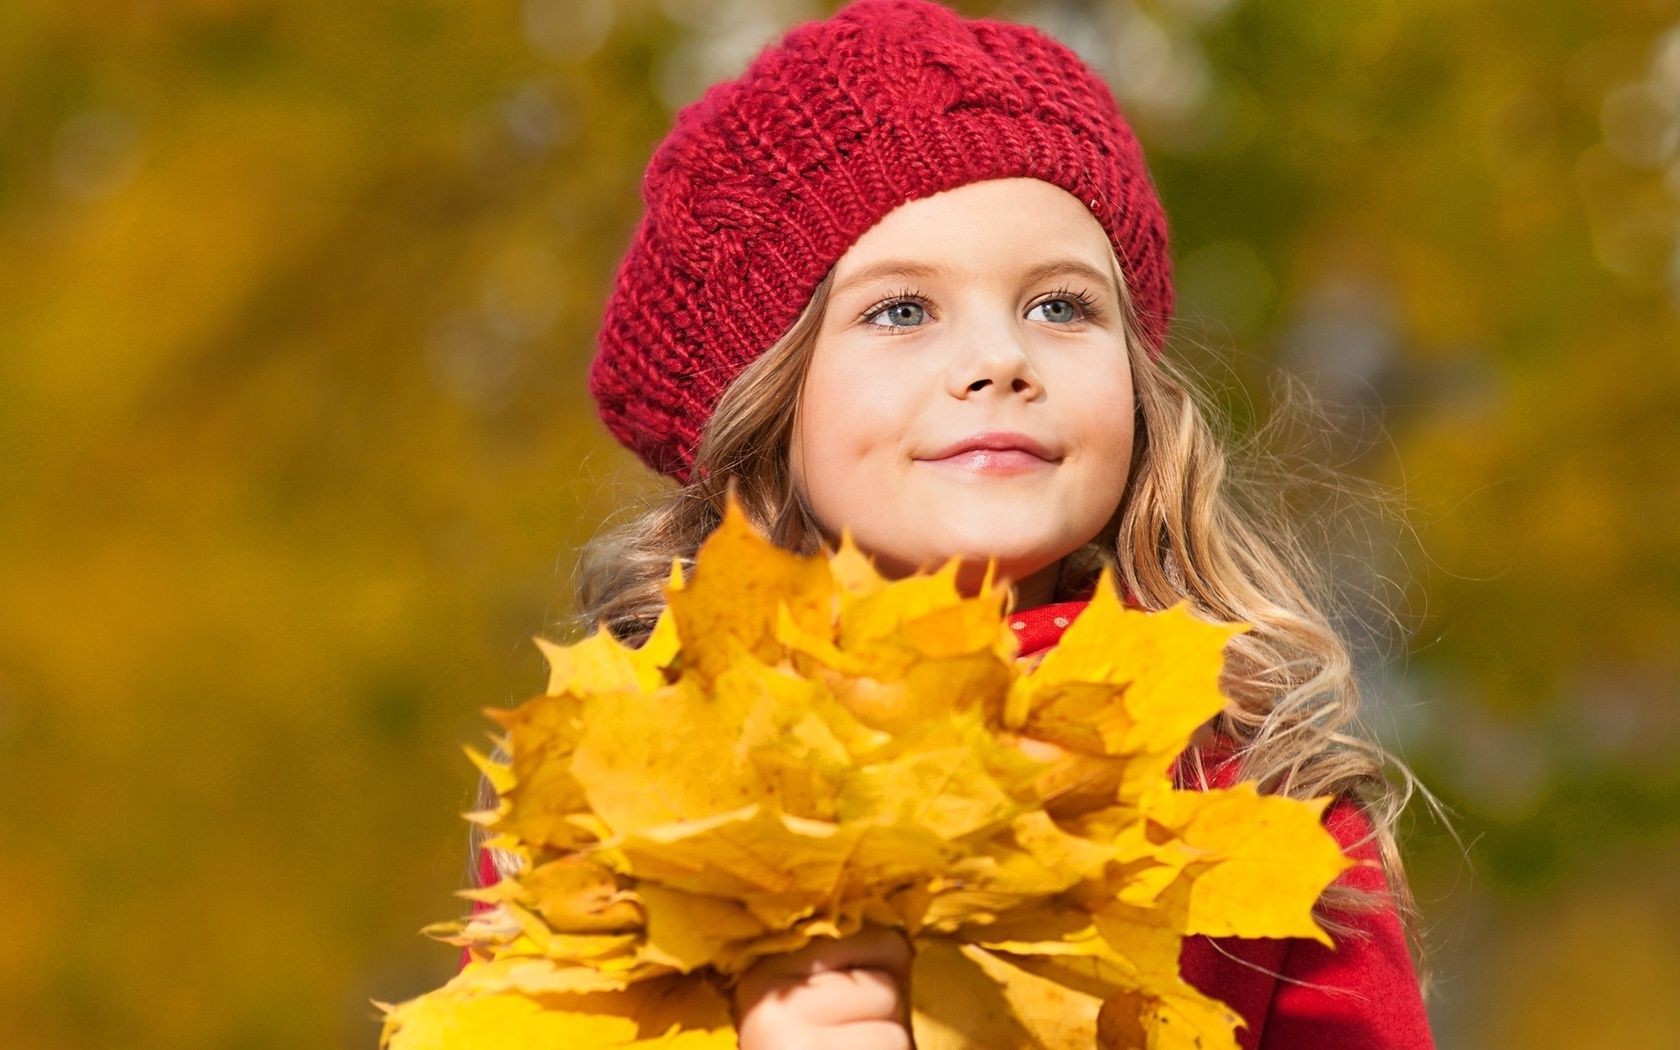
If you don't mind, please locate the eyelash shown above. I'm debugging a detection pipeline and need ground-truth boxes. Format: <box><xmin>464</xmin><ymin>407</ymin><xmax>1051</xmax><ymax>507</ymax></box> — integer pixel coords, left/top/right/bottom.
<box><xmin>857</xmin><ymin>284</ymin><xmax>1104</xmax><ymax>333</ymax></box>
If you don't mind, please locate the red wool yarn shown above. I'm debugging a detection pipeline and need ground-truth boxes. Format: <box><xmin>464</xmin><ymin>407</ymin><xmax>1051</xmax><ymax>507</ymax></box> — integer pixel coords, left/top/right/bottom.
<box><xmin>589</xmin><ymin>0</ymin><xmax>1175</xmax><ymax>482</ymax></box>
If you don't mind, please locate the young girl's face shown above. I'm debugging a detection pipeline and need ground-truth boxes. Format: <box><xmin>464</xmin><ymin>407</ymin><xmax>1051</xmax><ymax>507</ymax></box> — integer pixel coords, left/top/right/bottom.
<box><xmin>790</xmin><ymin>177</ymin><xmax>1136</xmax><ymax>605</ymax></box>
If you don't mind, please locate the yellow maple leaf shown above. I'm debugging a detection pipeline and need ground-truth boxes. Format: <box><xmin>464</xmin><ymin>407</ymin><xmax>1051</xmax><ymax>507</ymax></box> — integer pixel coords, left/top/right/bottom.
<box><xmin>569</xmin><ymin>675</ymin><xmax>775</xmax><ymax>835</ymax></box>
<box><xmin>1120</xmin><ymin>781</ymin><xmax>1356</xmax><ymax>945</ymax></box>
<box><xmin>379</xmin><ymin>975</ymin><xmax>737</xmax><ymax>1050</ymax></box>
<box><xmin>1012</xmin><ymin>571</ymin><xmax>1247</xmax><ymax>806</ymax></box>
<box><xmin>378</xmin><ymin>494</ymin><xmax>1357</xmax><ymax>1049</ymax></box>
<box><xmin>665</xmin><ymin>499</ymin><xmax>833</xmax><ymax>681</ymax></box>
<box><xmin>533</xmin><ymin>624</ymin><xmax>671</xmax><ymax>697</ymax></box>
<box><xmin>496</xmin><ymin>855</ymin><xmax>641</xmax><ymax>934</ymax></box>
<box><xmin>1098</xmin><ymin>981</ymin><xmax>1245</xmax><ymax>1050</ymax></box>
<box><xmin>911</xmin><ymin>938</ymin><xmax>1105</xmax><ymax>1049</ymax></box>
<box><xmin>488</xmin><ymin>692</ymin><xmax>594</xmax><ymax>852</ymax></box>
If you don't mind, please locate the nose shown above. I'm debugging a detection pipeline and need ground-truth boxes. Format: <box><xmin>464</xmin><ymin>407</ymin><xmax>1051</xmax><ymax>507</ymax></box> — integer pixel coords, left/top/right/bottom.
<box><xmin>945</xmin><ymin>322</ymin><xmax>1044</xmax><ymax>400</ymax></box>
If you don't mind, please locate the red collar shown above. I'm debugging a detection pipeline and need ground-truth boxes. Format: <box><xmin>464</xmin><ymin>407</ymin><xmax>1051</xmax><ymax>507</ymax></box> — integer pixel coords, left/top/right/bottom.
<box><xmin>1006</xmin><ymin>599</ymin><xmax>1092</xmax><ymax>658</ymax></box>
<box><xmin>1004</xmin><ymin>578</ymin><xmax>1138</xmax><ymax>657</ymax></box>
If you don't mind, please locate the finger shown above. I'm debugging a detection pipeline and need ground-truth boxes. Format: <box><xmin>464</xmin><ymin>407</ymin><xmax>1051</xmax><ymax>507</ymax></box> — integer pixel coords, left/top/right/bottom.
<box><xmin>825</xmin><ymin>1019</ymin><xmax>915</xmax><ymax>1050</ymax></box>
<box><xmin>734</xmin><ymin>961</ymin><xmax>904</xmax><ymax>1021</ymax></box>
<box><xmin>732</xmin><ymin>972</ymin><xmax>907</xmax><ymax>1048</ymax></box>
<box><xmin>747</xmin><ymin>926</ymin><xmax>913</xmax><ymax>983</ymax></box>
<box><xmin>784</xmin><ymin>966</ymin><xmax>903</xmax><ymax>1026</ymax></box>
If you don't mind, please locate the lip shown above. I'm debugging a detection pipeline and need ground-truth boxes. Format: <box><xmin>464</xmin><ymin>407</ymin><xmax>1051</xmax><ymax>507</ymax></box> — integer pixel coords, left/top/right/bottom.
<box><xmin>920</xmin><ymin>431</ymin><xmax>1060</xmax><ymax>463</ymax></box>
<box><xmin>917</xmin><ymin>432</ymin><xmax>1061</xmax><ymax>476</ymax></box>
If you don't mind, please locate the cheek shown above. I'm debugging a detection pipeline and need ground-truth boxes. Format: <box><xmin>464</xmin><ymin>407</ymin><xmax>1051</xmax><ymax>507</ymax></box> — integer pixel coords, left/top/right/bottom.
<box><xmin>1070</xmin><ymin>372</ymin><xmax>1137</xmax><ymax>510</ymax></box>
<box><xmin>795</xmin><ymin>356</ymin><xmax>908</xmax><ymax>477</ymax></box>
<box><xmin>1092</xmin><ymin>410</ymin><xmax>1135</xmax><ymax>471</ymax></box>
<box><xmin>792</xmin><ymin>358</ymin><xmax>889</xmax><ymax>510</ymax></box>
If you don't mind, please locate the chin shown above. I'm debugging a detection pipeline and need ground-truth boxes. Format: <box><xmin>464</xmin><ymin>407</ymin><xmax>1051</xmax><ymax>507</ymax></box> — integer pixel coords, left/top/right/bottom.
<box><xmin>927</xmin><ymin>496</ymin><xmax>1061</xmax><ymax>548</ymax></box>
<box><xmin>911</xmin><ymin>526</ymin><xmax>1066</xmax><ymax>578</ymax></box>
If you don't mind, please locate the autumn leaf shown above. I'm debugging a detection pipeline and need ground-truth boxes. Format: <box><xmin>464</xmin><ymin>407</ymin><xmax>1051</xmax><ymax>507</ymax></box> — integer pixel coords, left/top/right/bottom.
<box><xmin>911</xmin><ymin>938</ymin><xmax>1105</xmax><ymax>1049</ymax></box>
<box><xmin>1118</xmin><ymin>781</ymin><xmax>1355</xmax><ymax>945</ymax></box>
<box><xmin>1012</xmin><ymin>577</ymin><xmax>1247</xmax><ymax>805</ymax></box>
<box><xmin>377</xmin><ymin>495</ymin><xmax>1353</xmax><ymax>1050</ymax></box>
<box><xmin>378</xmin><ymin>974</ymin><xmax>737</xmax><ymax>1050</ymax></box>
<box><xmin>666</xmin><ymin>499</ymin><xmax>833</xmax><ymax>682</ymax></box>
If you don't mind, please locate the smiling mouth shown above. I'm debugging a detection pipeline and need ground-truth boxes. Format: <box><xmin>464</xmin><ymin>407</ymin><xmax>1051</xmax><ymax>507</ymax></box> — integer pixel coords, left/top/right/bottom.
<box><xmin>921</xmin><ymin>430</ymin><xmax>1061</xmax><ymax>464</ymax></box>
<box><xmin>921</xmin><ymin>448</ymin><xmax>1055</xmax><ymax>475</ymax></box>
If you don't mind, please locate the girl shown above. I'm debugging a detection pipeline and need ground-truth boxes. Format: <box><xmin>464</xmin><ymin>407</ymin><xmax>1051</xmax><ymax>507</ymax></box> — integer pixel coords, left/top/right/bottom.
<box><xmin>470</xmin><ymin>1</ymin><xmax>1436</xmax><ymax>1046</ymax></box>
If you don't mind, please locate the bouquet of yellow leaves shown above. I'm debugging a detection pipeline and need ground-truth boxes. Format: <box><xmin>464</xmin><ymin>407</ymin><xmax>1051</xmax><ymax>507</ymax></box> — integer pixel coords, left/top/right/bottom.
<box><xmin>376</xmin><ymin>501</ymin><xmax>1354</xmax><ymax>1049</ymax></box>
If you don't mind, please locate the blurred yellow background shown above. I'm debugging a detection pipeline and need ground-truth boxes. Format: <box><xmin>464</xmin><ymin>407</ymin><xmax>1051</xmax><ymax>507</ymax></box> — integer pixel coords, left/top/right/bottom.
<box><xmin>2</xmin><ymin>1</ymin><xmax>1677</xmax><ymax>1047</ymax></box>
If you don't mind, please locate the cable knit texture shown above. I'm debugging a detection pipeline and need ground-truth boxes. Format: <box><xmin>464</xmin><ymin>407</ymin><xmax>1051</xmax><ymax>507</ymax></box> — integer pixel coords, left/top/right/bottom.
<box><xmin>590</xmin><ymin>0</ymin><xmax>1175</xmax><ymax>481</ymax></box>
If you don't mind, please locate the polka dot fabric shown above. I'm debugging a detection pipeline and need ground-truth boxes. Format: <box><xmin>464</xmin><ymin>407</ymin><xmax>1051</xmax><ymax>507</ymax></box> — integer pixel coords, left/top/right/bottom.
<box><xmin>589</xmin><ymin>0</ymin><xmax>1175</xmax><ymax>481</ymax></box>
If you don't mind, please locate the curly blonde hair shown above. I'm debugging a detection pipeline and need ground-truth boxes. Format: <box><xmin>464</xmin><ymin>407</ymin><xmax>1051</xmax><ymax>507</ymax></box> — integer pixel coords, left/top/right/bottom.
<box><xmin>475</xmin><ymin>245</ymin><xmax>1439</xmax><ymax>996</ymax></box>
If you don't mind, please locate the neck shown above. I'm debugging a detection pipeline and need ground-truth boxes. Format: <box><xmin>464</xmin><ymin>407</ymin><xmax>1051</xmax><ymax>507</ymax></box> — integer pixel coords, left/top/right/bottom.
<box><xmin>1010</xmin><ymin>559</ymin><xmax>1062</xmax><ymax>609</ymax></box>
<box><xmin>951</xmin><ymin>558</ymin><xmax>1062</xmax><ymax>610</ymax></box>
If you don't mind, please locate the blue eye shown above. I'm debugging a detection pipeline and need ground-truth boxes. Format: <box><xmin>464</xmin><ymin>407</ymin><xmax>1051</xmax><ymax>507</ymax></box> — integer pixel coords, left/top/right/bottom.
<box><xmin>862</xmin><ymin>291</ymin><xmax>931</xmax><ymax>331</ymax></box>
<box><xmin>1031</xmin><ymin>285</ymin><xmax>1103</xmax><ymax>324</ymax></box>
<box><xmin>857</xmin><ymin>285</ymin><xmax>1104</xmax><ymax>335</ymax></box>
<box><xmin>1028</xmin><ymin>299</ymin><xmax>1080</xmax><ymax>323</ymax></box>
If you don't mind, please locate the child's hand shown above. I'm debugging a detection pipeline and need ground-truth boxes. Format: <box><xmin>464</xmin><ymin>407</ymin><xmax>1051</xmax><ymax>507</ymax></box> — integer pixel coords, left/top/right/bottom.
<box><xmin>733</xmin><ymin>925</ymin><xmax>914</xmax><ymax>1050</ymax></box>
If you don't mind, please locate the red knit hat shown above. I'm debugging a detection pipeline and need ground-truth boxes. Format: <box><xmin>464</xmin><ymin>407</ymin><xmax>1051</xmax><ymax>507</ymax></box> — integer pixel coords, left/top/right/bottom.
<box><xmin>590</xmin><ymin>0</ymin><xmax>1174</xmax><ymax>482</ymax></box>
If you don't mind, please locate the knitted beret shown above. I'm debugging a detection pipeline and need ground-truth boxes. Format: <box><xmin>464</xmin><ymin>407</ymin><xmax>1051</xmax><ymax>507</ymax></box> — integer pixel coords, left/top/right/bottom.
<box><xmin>590</xmin><ymin>0</ymin><xmax>1174</xmax><ymax>482</ymax></box>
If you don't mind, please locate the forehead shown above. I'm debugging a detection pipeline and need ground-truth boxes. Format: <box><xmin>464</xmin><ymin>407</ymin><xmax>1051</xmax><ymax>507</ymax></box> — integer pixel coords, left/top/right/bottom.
<box><xmin>830</xmin><ymin>178</ymin><xmax>1117</xmax><ymax>292</ymax></box>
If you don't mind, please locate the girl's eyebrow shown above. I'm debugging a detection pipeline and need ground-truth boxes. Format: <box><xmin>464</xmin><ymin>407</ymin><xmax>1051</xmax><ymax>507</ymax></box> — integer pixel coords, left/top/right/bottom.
<box><xmin>834</xmin><ymin>258</ymin><xmax>1116</xmax><ymax>297</ymax></box>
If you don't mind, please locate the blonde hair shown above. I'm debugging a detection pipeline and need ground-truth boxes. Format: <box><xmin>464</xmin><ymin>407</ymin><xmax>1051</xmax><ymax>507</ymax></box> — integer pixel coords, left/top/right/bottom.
<box><xmin>475</xmin><ymin>245</ymin><xmax>1440</xmax><ymax>996</ymax></box>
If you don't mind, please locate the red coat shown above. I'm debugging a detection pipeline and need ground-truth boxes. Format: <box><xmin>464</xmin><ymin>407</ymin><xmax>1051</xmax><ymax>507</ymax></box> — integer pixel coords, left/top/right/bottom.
<box><xmin>464</xmin><ymin>598</ymin><xmax>1435</xmax><ymax>1048</ymax></box>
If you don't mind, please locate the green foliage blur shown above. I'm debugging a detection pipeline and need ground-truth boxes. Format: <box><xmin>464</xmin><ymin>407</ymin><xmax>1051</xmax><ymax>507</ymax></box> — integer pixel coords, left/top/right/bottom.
<box><xmin>2</xmin><ymin>1</ymin><xmax>1676</xmax><ymax>1047</ymax></box>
